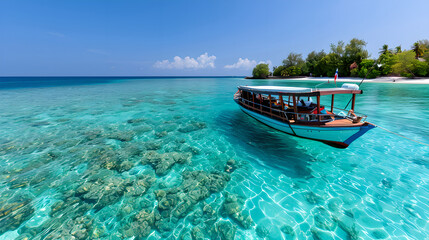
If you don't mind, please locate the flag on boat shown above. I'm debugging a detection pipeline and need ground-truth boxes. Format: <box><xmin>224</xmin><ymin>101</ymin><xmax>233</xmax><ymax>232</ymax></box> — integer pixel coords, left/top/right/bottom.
<box><xmin>334</xmin><ymin>68</ymin><xmax>338</xmax><ymax>83</ymax></box>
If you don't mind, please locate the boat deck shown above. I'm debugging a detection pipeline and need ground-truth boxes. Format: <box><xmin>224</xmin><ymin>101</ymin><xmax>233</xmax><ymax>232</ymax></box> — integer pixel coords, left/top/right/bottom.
<box><xmin>323</xmin><ymin>119</ymin><xmax>364</xmax><ymax>127</ymax></box>
<box><xmin>288</xmin><ymin>118</ymin><xmax>364</xmax><ymax>127</ymax></box>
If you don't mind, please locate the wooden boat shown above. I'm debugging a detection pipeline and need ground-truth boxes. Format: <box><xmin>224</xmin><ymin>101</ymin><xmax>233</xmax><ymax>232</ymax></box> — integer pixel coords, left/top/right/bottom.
<box><xmin>233</xmin><ymin>84</ymin><xmax>375</xmax><ymax>148</ymax></box>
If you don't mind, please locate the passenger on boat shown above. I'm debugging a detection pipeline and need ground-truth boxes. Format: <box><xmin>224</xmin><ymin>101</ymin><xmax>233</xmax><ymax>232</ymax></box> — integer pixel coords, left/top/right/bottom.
<box><xmin>297</xmin><ymin>98</ymin><xmax>314</xmax><ymax>108</ymax></box>
<box><xmin>347</xmin><ymin>109</ymin><xmax>362</xmax><ymax>123</ymax></box>
<box><xmin>272</xmin><ymin>100</ymin><xmax>281</xmax><ymax>108</ymax></box>
<box><xmin>348</xmin><ymin>109</ymin><xmax>357</xmax><ymax>118</ymax></box>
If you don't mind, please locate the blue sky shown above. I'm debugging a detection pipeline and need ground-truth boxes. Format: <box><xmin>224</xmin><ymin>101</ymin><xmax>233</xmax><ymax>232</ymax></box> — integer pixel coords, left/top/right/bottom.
<box><xmin>1</xmin><ymin>0</ymin><xmax>428</xmax><ymax>76</ymax></box>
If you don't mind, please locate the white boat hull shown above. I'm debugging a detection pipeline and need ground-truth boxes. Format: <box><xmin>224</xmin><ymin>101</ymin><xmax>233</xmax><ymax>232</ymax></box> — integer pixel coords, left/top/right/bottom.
<box><xmin>238</xmin><ymin>105</ymin><xmax>374</xmax><ymax>148</ymax></box>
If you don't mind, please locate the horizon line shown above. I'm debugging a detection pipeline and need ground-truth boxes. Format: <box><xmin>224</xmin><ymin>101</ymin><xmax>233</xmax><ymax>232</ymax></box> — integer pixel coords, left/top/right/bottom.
<box><xmin>0</xmin><ymin>75</ymin><xmax>247</xmax><ymax>78</ymax></box>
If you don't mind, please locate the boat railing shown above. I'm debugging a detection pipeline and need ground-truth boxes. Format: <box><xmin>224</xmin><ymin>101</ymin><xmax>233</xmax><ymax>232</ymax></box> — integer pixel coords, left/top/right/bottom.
<box><xmin>239</xmin><ymin>98</ymin><xmax>367</xmax><ymax>123</ymax></box>
<box><xmin>328</xmin><ymin>106</ymin><xmax>368</xmax><ymax>122</ymax></box>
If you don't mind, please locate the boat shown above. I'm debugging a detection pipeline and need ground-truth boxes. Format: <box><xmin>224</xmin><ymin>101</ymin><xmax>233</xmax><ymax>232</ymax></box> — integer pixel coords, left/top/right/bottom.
<box><xmin>233</xmin><ymin>84</ymin><xmax>375</xmax><ymax>148</ymax></box>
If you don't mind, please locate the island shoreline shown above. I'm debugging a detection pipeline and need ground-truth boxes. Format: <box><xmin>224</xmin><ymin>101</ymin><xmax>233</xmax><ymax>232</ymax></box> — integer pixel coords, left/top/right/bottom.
<box><xmin>245</xmin><ymin>76</ymin><xmax>429</xmax><ymax>84</ymax></box>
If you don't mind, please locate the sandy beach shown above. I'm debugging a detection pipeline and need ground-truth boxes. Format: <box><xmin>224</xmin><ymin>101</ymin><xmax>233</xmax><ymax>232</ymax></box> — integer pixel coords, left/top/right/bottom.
<box><xmin>301</xmin><ymin>76</ymin><xmax>429</xmax><ymax>84</ymax></box>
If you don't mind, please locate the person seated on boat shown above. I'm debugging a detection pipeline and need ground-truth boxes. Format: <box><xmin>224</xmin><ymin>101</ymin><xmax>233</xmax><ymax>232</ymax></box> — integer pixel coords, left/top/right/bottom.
<box><xmin>297</xmin><ymin>98</ymin><xmax>314</xmax><ymax>108</ymax></box>
<box><xmin>296</xmin><ymin>99</ymin><xmax>314</xmax><ymax>114</ymax></box>
<box><xmin>272</xmin><ymin>100</ymin><xmax>281</xmax><ymax>108</ymax></box>
<box><xmin>347</xmin><ymin>109</ymin><xmax>357</xmax><ymax>118</ymax></box>
<box><xmin>347</xmin><ymin>109</ymin><xmax>362</xmax><ymax>123</ymax></box>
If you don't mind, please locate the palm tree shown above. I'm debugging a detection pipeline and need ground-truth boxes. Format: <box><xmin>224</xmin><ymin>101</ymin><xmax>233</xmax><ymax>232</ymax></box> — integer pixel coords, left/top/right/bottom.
<box><xmin>412</xmin><ymin>42</ymin><xmax>423</xmax><ymax>59</ymax></box>
<box><xmin>379</xmin><ymin>44</ymin><xmax>390</xmax><ymax>55</ymax></box>
<box><xmin>395</xmin><ymin>46</ymin><xmax>402</xmax><ymax>54</ymax></box>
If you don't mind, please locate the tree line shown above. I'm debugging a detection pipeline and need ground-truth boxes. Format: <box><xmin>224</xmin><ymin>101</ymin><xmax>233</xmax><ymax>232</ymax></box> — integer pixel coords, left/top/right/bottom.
<box><xmin>252</xmin><ymin>39</ymin><xmax>429</xmax><ymax>79</ymax></box>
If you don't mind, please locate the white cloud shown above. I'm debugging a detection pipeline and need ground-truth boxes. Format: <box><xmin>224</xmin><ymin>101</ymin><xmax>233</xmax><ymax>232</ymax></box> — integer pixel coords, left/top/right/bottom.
<box><xmin>154</xmin><ymin>53</ymin><xmax>216</xmax><ymax>69</ymax></box>
<box><xmin>224</xmin><ymin>58</ymin><xmax>256</xmax><ymax>69</ymax></box>
<box><xmin>225</xmin><ymin>58</ymin><xmax>272</xmax><ymax>69</ymax></box>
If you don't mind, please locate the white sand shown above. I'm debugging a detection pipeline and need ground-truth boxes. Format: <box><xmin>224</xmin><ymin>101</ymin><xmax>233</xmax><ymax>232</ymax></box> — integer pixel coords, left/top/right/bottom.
<box><xmin>300</xmin><ymin>76</ymin><xmax>429</xmax><ymax>84</ymax></box>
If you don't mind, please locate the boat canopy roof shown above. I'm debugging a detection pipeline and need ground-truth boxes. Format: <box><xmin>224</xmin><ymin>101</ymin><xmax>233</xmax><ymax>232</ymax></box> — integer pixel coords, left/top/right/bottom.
<box><xmin>238</xmin><ymin>85</ymin><xmax>362</xmax><ymax>96</ymax></box>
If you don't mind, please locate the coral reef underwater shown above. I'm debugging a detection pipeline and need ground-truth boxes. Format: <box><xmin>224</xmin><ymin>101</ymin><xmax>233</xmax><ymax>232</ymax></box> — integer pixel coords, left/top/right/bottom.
<box><xmin>1</xmin><ymin>78</ymin><xmax>428</xmax><ymax>239</ymax></box>
<box><xmin>0</xmin><ymin>91</ymin><xmax>252</xmax><ymax>239</ymax></box>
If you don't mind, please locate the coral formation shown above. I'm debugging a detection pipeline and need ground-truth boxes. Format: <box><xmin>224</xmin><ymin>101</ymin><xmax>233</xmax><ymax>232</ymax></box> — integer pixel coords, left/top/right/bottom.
<box><xmin>222</xmin><ymin>193</ymin><xmax>254</xmax><ymax>229</ymax></box>
<box><xmin>0</xmin><ymin>194</ymin><xmax>34</xmax><ymax>235</ymax></box>
<box><xmin>142</xmin><ymin>151</ymin><xmax>192</xmax><ymax>175</ymax></box>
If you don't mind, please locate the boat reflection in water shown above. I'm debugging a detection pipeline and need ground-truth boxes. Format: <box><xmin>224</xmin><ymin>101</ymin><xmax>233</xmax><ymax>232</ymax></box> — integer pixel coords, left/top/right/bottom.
<box><xmin>234</xmin><ymin>84</ymin><xmax>375</xmax><ymax>148</ymax></box>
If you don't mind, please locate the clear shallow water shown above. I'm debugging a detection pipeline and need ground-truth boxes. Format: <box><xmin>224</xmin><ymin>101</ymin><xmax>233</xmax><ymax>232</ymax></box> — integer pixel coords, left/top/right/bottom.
<box><xmin>0</xmin><ymin>77</ymin><xmax>428</xmax><ymax>240</ymax></box>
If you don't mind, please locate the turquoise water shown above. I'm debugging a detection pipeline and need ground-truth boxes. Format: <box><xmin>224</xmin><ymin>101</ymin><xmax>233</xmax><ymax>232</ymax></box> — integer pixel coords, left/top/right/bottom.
<box><xmin>0</xmin><ymin>77</ymin><xmax>428</xmax><ymax>240</ymax></box>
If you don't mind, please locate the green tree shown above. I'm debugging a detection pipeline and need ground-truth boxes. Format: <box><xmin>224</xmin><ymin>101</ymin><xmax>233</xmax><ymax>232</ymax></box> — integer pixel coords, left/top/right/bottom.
<box><xmin>423</xmin><ymin>52</ymin><xmax>429</xmax><ymax>63</ymax></box>
<box><xmin>252</xmin><ymin>63</ymin><xmax>270</xmax><ymax>79</ymax></box>
<box><xmin>392</xmin><ymin>50</ymin><xmax>427</xmax><ymax>77</ymax></box>
<box><xmin>417</xmin><ymin>40</ymin><xmax>429</xmax><ymax>63</ymax></box>
<box><xmin>418</xmin><ymin>39</ymin><xmax>429</xmax><ymax>49</ymax></box>
<box><xmin>321</xmin><ymin>39</ymin><xmax>368</xmax><ymax>77</ymax></box>
<box><xmin>281</xmin><ymin>66</ymin><xmax>302</xmax><ymax>76</ymax></box>
<box><xmin>412</xmin><ymin>41</ymin><xmax>429</xmax><ymax>76</ymax></box>
<box><xmin>305</xmin><ymin>50</ymin><xmax>326</xmax><ymax>76</ymax></box>
<box><xmin>317</xmin><ymin>53</ymin><xmax>343</xmax><ymax>77</ymax></box>
<box><xmin>330</xmin><ymin>41</ymin><xmax>345</xmax><ymax>56</ymax></box>
<box><xmin>282</xmin><ymin>53</ymin><xmax>305</xmax><ymax>68</ymax></box>
<box><xmin>413</xmin><ymin>61</ymin><xmax>429</xmax><ymax>77</ymax></box>
<box><xmin>395</xmin><ymin>46</ymin><xmax>402</xmax><ymax>54</ymax></box>
<box><xmin>273</xmin><ymin>66</ymin><xmax>287</xmax><ymax>76</ymax></box>
<box><xmin>379</xmin><ymin>53</ymin><xmax>398</xmax><ymax>76</ymax></box>
<box><xmin>314</xmin><ymin>41</ymin><xmax>347</xmax><ymax>77</ymax></box>
<box><xmin>350</xmin><ymin>68</ymin><xmax>359</xmax><ymax>77</ymax></box>
<box><xmin>358</xmin><ymin>59</ymin><xmax>380</xmax><ymax>79</ymax></box>
<box><xmin>412</xmin><ymin>42</ymin><xmax>424</xmax><ymax>59</ymax></box>
<box><xmin>378</xmin><ymin>43</ymin><xmax>397</xmax><ymax>76</ymax></box>
<box><xmin>379</xmin><ymin>44</ymin><xmax>390</xmax><ymax>55</ymax></box>
<box><xmin>343</xmin><ymin>38</ymin><xmax>369</xmax><ymax>76</ymax></box>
